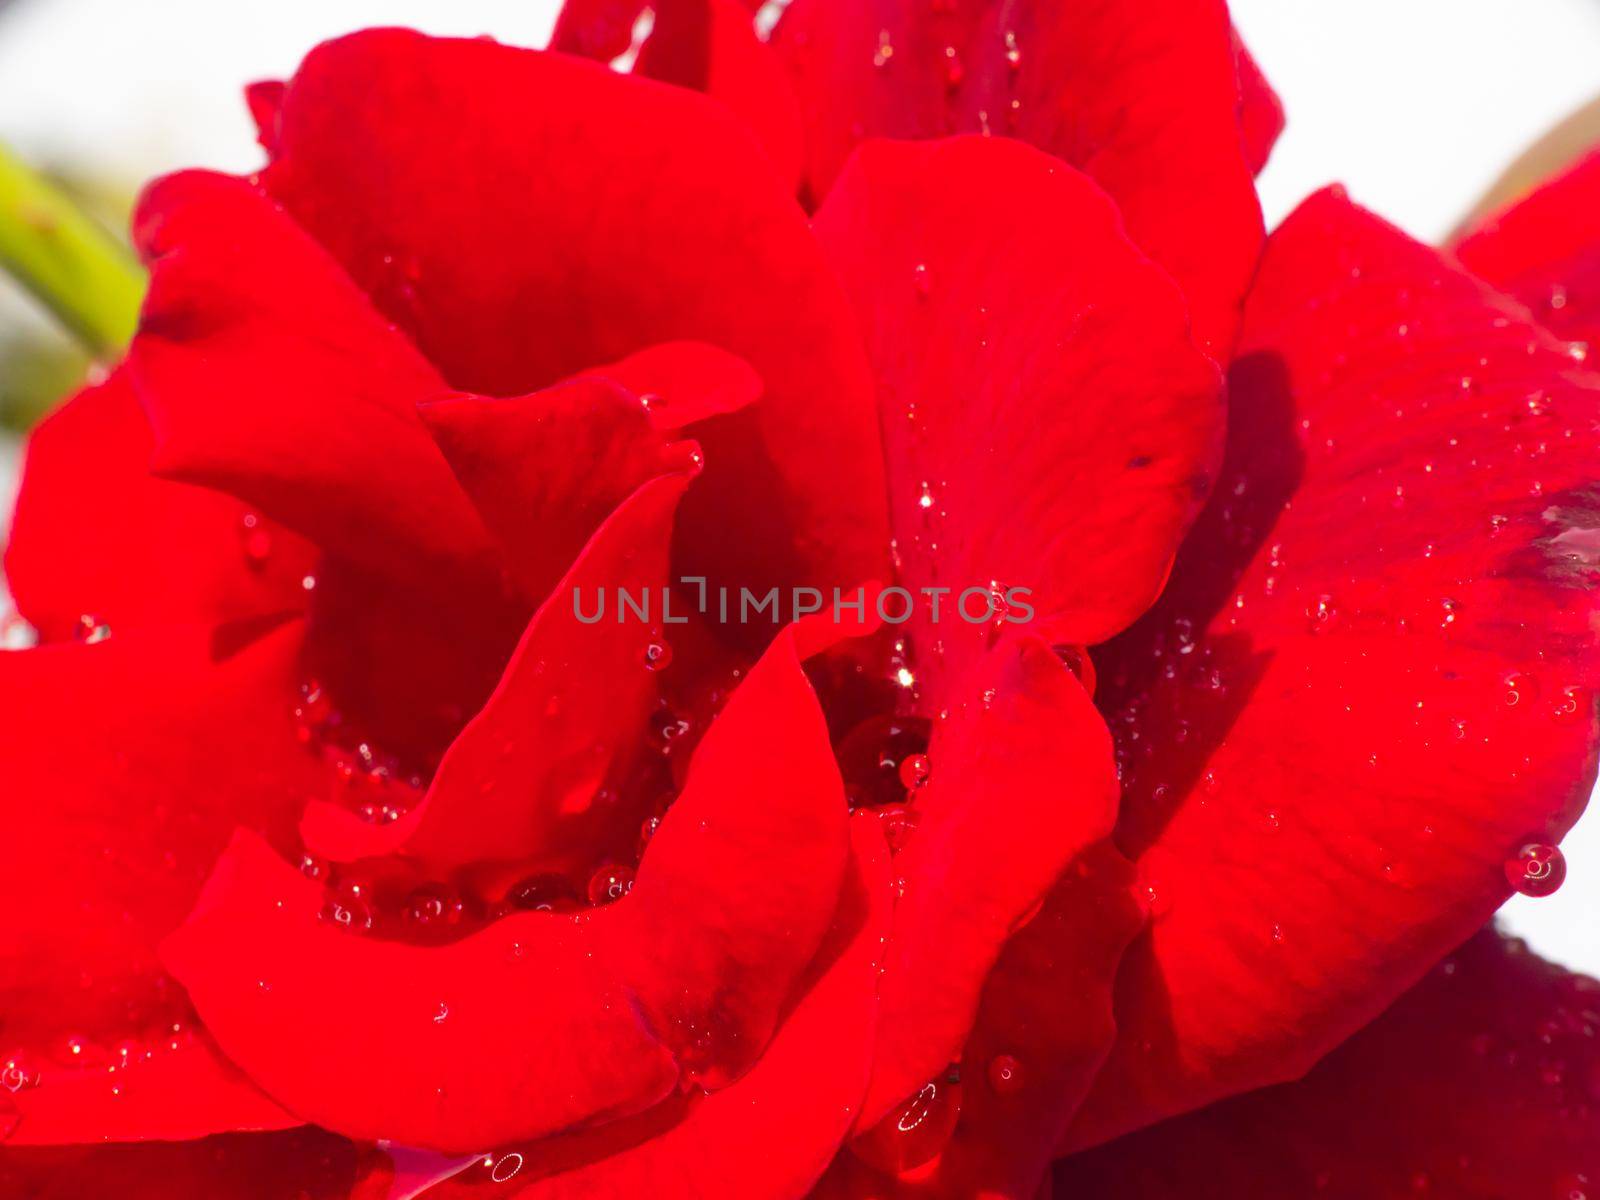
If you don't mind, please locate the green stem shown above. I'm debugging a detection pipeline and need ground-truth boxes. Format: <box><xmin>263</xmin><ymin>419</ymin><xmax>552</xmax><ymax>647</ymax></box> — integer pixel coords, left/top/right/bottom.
<box><xmin>0</xmin><ymin>141</ymin><xmax>143</xmax><ymax>357</ymax></box>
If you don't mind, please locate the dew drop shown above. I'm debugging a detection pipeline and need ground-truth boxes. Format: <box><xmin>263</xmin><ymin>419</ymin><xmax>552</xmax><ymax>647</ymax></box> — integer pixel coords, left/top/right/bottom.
<box><xmin>504</xmin><ymin>874</ymin><xmax>580</xmax><ymax>913</ymax></box>
<box><xmin>873</xmin><ymin>28</ymin><xmax>895</xmax><ymax>68</ymax></box>
<box><xmin>239</xmin><ymin>512</ymin><xmax>273</xmax><ymax>567</ymax></box>
<box><xmin>489</xmin><ymin>1152</ymin><xmax>524</xmax><ymax>1183</ymax></box>
<box><xmin>321</xmin><ymin>894</ymin><xmax>374</xmax><ymax>933</ymax></box>
<box><xmin>1003</xmin><ymin>29</ymin><xmax>1022</xmax><ymax>70</ymax></box>
<box><xmin>1505</xmin><ymin>841</ymin><xmax>1566</xmax><ymax>898</ymax></box>
<box><xmin>587</xmin><ymin>864</ymin><xmax>636</xmax><ymax>906</ymax></box>
<box><xmin>73</xmin><ymin>614</ymin><xmax>111</xmax><ymax>644</ymax></box>
<box><xmin>897</xmin><ymin>752</ymin><xmax>931</xmax><ymax>791</ymax></box>
<box><xmin>912</xmin><ymin>261</ymin><xmax>932</xmax><ymax>297</ymax></box>
<box><xmin>878</xmin><ymin>804</ymin><xmax>919</xmax><ymax>854</ymax></box>
<box><xmin>404</xmin><ymin>885</ymin><xmax>469</xmax><ymax>933</ymax></box>
<box><xmin>987</xmin><ymin>1053</ymin><xmax>1023</xmax><ymax>1094</ymax></box>
<box><xmin>1305</xmin><ymin>594</ymin><xmax>1337</xmax><ymax>633</ymax></box>
<box><xmin>642</xmin><ymin>638</ymin><xmax>673</xmax><ymax>672</ymax></box>
<box><xmin>837</xmin><ymin>716</ymin><xmax>931</xmax><ymax>809</ymax></box>
<box><xmin>1504</xmin><ymin>673</ymin><xmax>1540</xmax><ymax>707</ymax></box>
<box><xmin>849</xmin><ymin>1067</ymin><xmax>962</xmax><ymax>1173</ymax></box>
<box><xmin>941</xmin><ymin>45</ymin><xmax>964</xmax><ymax>89</ymax></box>
<box><xmin>0</xmin><ymin>1055</ymin><xmax>41</xmax><ymax>1094</ymax></box>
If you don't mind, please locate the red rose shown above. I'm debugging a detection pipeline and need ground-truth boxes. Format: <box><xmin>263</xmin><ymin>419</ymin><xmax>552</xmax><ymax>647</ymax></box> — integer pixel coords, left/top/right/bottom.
<box><xmin>2</xmin><ymin>3</ymin><xmax>1599</xmax><ymax>1197</ymax></box>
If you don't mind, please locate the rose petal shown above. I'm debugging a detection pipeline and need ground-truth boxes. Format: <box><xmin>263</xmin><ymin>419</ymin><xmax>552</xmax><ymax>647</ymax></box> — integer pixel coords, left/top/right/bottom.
<box><xmin>770</xmin><ymin>0</ymin><xmax>1265</xmax><ymax>355</ymax></box>
<box><xmin>5</xmin><ymin>1030</ymin><xmax>296</xmax><ymax>1147</ymax></box>
<box><xmin>1055</xmin><ymin>929</ymin><xmax>1600</xmax><ymax>1197</ymax></box>
<box><xmin>0</xmin><ymin>619</ymin><xmax>331</xmax><ymax>1143</ymax></box>
<box><xmin>260</xmin><ymin>29</ymin><xmax>887</xmax><ymax>595</ymax></box>
<box><xmin>4</xmin><ymin>370</ymin><xmax>313</xmax><ymax>643</ymax></box>
<box><xmin>635</xmin><ymin>0</ymin><xmax>805</xmax><ymax>190</ymax></box>
<box><xmin>586</xmin><ymin>341</ymin><xmax>763</xmax><ymax>434</ymax></box>
<box><xmin>811</xmin><ymin>136</ymin><xmax>1222</xmax><ymax>690</ymax></box>
<box><xmin>418</xmin><ymin>379</ymin><xmax>700</xmax><ymax>604</ymax></box>
<box><xmin>164</xmin><ymin>618</ymin><xmax>856</xmax><ymax>1150</ymax></box>
<box><xmin>1231</xmin><ymin>30</ymin><xmax>1284</xmax><ymax>176</ymax></box>
<box><xmin>1454</xmin><ymin>148</ymin><xmax>1600</xmax><ymax>346</ymax></box>
<box><xmin>391</xmin><ymin>813</ymin><xmax>893</xmax><ymax>1199</ymax></box>
<box><xmin>300</xmin><ymin>472</ymin><xmax>691</xmax><ymax>874</ymax></box>
<box><xmin>0</xmin><ymin>1128</ymin><xmax>358</xmax><ymax>1200</ymax></box>
<box><xmin>125</xmin><ymin>169</ymin><xmax>493</xmax><ymax>578</ymax></box>
<box><xmin>1068</xmin><ymin>188</ymin><xmax>1600</xmax><ymax>1148</ymax></box>
<box><xmin>856</xmin><ymin>636</ymin><xmax>1122</xmax><ymax>1130</ymax></box>
<box><xmin>816</xmin><ymin>843</ymin><xmax>1141</xmax><ymax>1199</ymax></box>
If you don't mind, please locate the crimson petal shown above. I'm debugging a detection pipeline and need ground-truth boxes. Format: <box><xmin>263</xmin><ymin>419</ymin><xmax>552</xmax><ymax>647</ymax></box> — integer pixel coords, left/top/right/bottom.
<box><xmin>420</xmin><ymin>382</ymin><xmax>697</xmax><ymax>605</ymax></box>
<box><xmin>1069</xmin><ymin>188</ymin><xmax>1600</xmax><ymax>1148</ymax></box>
<box><xmin>812</xmin><ymin>136</ymin><xmax>1222</xmax><ymax>690</ymax></box>
<box><xmin>259</xmin><ymin>29</ymin><xmax>887</xmax><ymax>595</ymax></box>
<box><xmin>125</xmin><ymin>169</ymin><xmax>492</xmax><ymax>578</ymax></box>
<box><xmin>1231</xmin><ymin>30</ymin><xmax>1284</xmax><ymax>176</ymax></box>
<box><xmin>382</xmin><ymin>813</ymin><xmax>893</xmax><ymax>1199</ymax></box>
<box><xmin>635</xmin><ymin>0</ymin><xmax>805</xmax><ymax>190</ymax></box>
<box><xmin>856</xmin><ymin>636</ymin><xmax>1121</xmax><ymax>1130</ymax></box>
<box><xmin>770</xmin><ymin>0</ymin><xmax>1265</xmax><ymax>355</ymax></box>
<box><xmin>300</xmin><ymin>471</ymin><xmax>691</xmax><ymax>874</ymax></box>
<box><xmin>4</xmin><ymin>370</ymin><xmax>313</xmax><ymax>643</ymax></box>
<box><xmin>587</xmin><ymin>341</ymin><xmax>763</xmax><ymax>434</ymax></box>
<box><xmin>0</xmin><ymin>1128</ymin><xmax>358</xmax><ymax>1200</ymax></box>
<box><xmin>817</xmin><ymin>844</ymin><xmax>1141</xmax><ymax>1198</ymax></box>
<box><xmin>164</xmin><ymin>618</ymin><xmax>856</xmax><ymax>1150</ymax></box>
<box><xmin>0</xmin><ymin>620</ymin><xmax>330</xmax><ymax>1144</ymax></box>
<box><xmin>1056</xmin><ymin>929</ymin><xmax>1600</xmax><ymax>1197</ymax></box>
<box><xmin>5</xmin><ymin>1031</ymin><xmax>296</xmax><ymax>1147</ymax></box>
<box><xmin>1454</xmin><ymin>148</ymin><xmax>1600</xmax><ymax>347</ymax></box>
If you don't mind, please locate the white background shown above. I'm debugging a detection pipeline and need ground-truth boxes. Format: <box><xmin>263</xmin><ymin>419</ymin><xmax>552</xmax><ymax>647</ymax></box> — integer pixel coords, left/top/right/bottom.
<box><xmin>0</xmin><ymin>0</ymin><xmax>1596</xmax><ymax>971</ymax></box>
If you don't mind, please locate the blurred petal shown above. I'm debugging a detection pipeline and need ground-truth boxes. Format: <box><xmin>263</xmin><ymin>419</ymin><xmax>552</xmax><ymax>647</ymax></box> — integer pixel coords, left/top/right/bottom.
<box><xmin>1056</xmin><ymin>930</ymin><xmax>1600</xmax><ymax>1197</ymax></box>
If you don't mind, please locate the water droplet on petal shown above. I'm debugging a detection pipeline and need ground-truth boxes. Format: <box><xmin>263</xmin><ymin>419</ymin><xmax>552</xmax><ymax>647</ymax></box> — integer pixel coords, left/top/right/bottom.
<box><xmin>239</xmin><ymin>512</ymin><xmax>273</xmax><ymax>567</ymax></box>
<box><xmin>1505</xmin><ymin>841</ymin><xmax>1566</xmax><ymax>897</ymax></box>
<box><xmin>404</xmin><ymin>884</ymin><xmax>469</xmax><ymax>933</ymax></box>
<box><xmin>0</xmin><ymin>1055</ymin><xmax>41</xmax><ymax>1094</ymax></box>
<box><xmin>587</xmin><ymin>864</ymin><xmax>636</xmax><ymax>906</ymax></box>
<box><xmin>897</xmin><ymin>752</ymin><xmax>931</xmax><ymax>791</ymax></box>
<box><xmin>837</xmin><ymin>715</ymin><xmax>931</xmax><ymax>809</ymax></box>
<box><xmin>1504</xmin><ymin>672</ymin><xmax>1540</xmax><ymax>707</ymax></box>
<box><xmin>1003</xmin><ymin>29</ymin><xmax>1022</xmax><ymax>70</ymax></box>
<box><xmin>941</xmin><ymin>45</ymin><xmax>964</xmax><ymax>89</ymax></box>
<box><xmin>878</xmin><ymin>804</ymin><xmax>919</xmax><ymax>854</ymax></box>
<box><xmin>873</xmin><ymin>28</ymin><xmax>895</xmax><ymax>68</ymax></box>
<box><xmin>504</xmin><ymin>874</ymin><xmax>580</xmax><ymax>913</ymax></box>
<box><xmin>321</xmin><ymin>893</ymin><xmax>374</xmax><ymax>933</ymax></box>
<box><xmin>73</xmin><ymin>614</ymin><xmax>111</xmax><ymax>644</ymax></box>
<box><xmin>642</xmin><ymin>639</ymin><xmax>673</xmax><ymax>672</ymax></box>
<box><xmin>1305</xmin><ymin>594</ymin><xmax>1337</xmax><ymax>634</ymax></box>
<box><xmin>987</xmin><ymin>1053</ymin><xmax>1023</xmax><ymax>1094</ymax></box>
<box><xmin>488</xmin><ymin>1152</ymin><xmax>524</xmax><ymax>1183</ymax></box>
<box><xmin>850</xmin><ymin>1067</ymin><xmax>963</xmax><ymax>1173</ymax></box>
